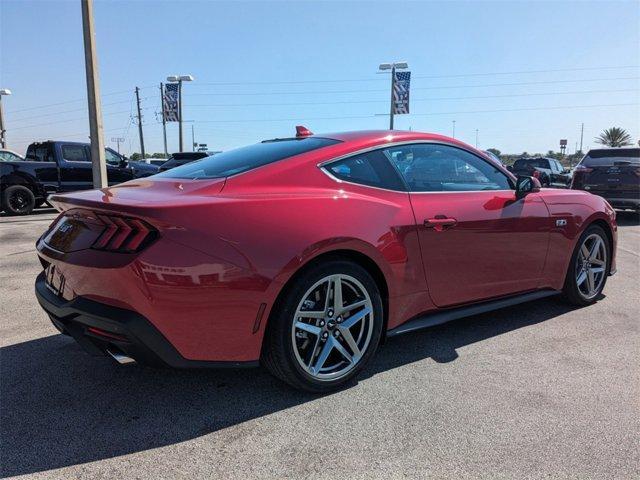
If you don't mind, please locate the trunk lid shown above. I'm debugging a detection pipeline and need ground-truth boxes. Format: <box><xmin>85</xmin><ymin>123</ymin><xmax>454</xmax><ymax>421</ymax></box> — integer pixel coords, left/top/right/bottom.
<box><xmin>48</xmin><ymin>177</ymin><xmax>227</xmax><ymax>214</ymax></box>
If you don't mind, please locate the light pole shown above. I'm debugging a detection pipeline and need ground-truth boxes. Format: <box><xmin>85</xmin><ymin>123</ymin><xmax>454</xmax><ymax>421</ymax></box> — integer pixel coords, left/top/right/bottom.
<box><xmin>475</xmin><ymin>129</ymin><xmax>479</xmax><ymax>148</ymax></box>
<box><xmin>0</xmin><ymin>88</ymin><xmax>12</xmax><ymax>149</ymax></box>
<box><xmin>452</xmin><ymin>120</ymin><xmax>456</xmax><ymax>139</ymax></box>
<box><xmin>167</xmin><ymin>74</ymin><xmax>194</xmax><ymax>152</ymax></box>
<box><xmin>378</xmin><ymin>62</ymin><xmax>408</xmax><ymax>130</ymax></box>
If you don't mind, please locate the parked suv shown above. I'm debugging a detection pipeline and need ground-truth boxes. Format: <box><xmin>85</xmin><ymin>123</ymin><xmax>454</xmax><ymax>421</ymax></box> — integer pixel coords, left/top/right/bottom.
<box><xmin>571</xmin><ymin>148</ymin><xmax>640</xmax><ymax>211</ymax></box>
<box><xmin>509</xmin><ymin>157</ymin><xmax>571</xmax><ymax>188</ymax></box>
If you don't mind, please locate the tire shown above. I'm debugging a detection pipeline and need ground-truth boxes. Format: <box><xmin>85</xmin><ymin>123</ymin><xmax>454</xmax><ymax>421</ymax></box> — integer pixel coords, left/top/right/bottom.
<box><xmin>2</xmin><ymin>185</ymin><xmax>36</xmax><ymax>216</ymax></box>
<box><xmin>562</xmin><ymin>224</ymin><xmax>610</xmax><ymax>306</ymax></box>
<box><xmin>262</xmin><ymin>260</ymin><xmax>384</xmax><ymax>393</ymax></box>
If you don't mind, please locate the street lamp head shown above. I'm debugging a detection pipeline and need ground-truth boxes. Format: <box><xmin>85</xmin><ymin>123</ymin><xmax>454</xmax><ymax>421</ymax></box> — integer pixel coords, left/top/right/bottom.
<box><xmin>178</xmin><ymin>75</ymin><xmax>194</xmax><ymax>82</ymax></box>
<box><xmin>166</xmin><ymin>75</ymin><xmax>179</xmax><ymax>82</ymax></box>
<box><xmin>0</xmin><ymin>89</ymin><xmax>12</xmax><ymax>96</ymax></box>
<box><xmin>378</xmin><ymin>62</ymin><xmax>408</xmax><ymax>71</ymax></box>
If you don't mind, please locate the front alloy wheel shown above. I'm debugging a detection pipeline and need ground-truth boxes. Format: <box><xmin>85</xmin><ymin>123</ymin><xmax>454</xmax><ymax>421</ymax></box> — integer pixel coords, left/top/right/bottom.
<box><xmin>562</xmin><ymin>225</ymin><xmax>610</xmax><ymax>306</ymax></box>
<box><xmin>575</xmin><ymin>233</ymin><xmax>607</xmax><ymax>300</ymax></box>
<box><xmin>263</xmin><ymin>260</ymin><xmax>383</xmax><ymax>392</ymax></box>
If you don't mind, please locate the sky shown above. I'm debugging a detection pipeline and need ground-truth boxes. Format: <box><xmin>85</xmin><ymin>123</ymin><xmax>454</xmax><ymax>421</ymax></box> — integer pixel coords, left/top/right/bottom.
<box><xmin>1</xmin><ymin>0</ymin><xmax>639</xmax><ymax>156</ymax></box>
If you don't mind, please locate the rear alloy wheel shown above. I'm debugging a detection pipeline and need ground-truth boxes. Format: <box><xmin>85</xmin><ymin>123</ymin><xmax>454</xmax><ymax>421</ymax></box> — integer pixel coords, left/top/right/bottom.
<box><xmin>2</xmin><ymin>185</ymin><xmax>36</xmax><ymax>216</ymax></box>
<box><xmin>562</xmin><ymin>225</ymin><xmax>609</xmax><ymax>306</ymax></box>
<box><xmin>263</xmin><ymin>260</ymin><xmax>383</xmax><ymax>392</ymax></box>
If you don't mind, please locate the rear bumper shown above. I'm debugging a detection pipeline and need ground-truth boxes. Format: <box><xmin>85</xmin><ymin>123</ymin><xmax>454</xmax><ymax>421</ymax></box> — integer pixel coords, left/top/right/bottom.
<box><xmin>34</xmin><ymin>271</ymin><xmax>258</xmax><ymax>369</ymax></box>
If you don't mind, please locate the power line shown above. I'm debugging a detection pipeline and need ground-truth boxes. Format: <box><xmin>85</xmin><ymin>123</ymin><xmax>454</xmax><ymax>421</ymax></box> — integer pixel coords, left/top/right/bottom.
<box><xmin>5</xmin><ymin>85</ymin><xmax>157</xmax><ymax>114</ymax></box>
<box><xmin>190</xmin><ymin>102</ymin><xmax>638</xmax><ymax>124</ymax></box>
<box><xmin>9</xmin><ymin>96</ymin><xmax>156</xmax><ymax>123</ymax></box>
<box><xmin>189</xmin><ymin>76</ymin><xmax>640</xmax><ymax>97</ymax></box>
<box><xmin>185</xmin><ymin>88</ymin><xmax>636</xmax><ymax>108</ymax></box>
<box><xmin>192</xmin><ymin>65</ymin><xmax>639</xmax><ymax>86</ymax></box>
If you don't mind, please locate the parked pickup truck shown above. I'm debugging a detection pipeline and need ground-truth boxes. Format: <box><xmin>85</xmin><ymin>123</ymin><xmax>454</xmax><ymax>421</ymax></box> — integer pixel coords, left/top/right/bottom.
<box><xmin>0</xmin><ymin>141</ymin><xmax>158</xmax><ymax>215</ymax></box>
<box><xmin>508</xmin><ymin>157</ymin><xmax>572</xmax><ymax>188</ymax></box>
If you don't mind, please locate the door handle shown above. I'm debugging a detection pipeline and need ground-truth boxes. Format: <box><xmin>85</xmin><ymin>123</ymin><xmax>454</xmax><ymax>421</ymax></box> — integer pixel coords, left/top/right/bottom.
<box><xmin>424</xmin><ymin>215</ymin><xmax>457</xmax><ymax>231</ymax></box>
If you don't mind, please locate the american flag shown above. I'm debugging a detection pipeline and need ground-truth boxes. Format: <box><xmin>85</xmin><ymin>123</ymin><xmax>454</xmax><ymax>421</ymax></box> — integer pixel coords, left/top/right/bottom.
<box><xmin>392</xmin><ymin>71</ymin><xmax>411</xmax><ymax>114</ymax></box>
<box><xmin>163</xmin><ymin>83</ymin><xmax>180</xmax><ymax>122</ymax></box>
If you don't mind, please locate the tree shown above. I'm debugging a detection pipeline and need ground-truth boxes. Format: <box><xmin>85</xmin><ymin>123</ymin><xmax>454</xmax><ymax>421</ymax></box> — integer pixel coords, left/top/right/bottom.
<box><xmin>486</xmin><ymin>148</ymin><xmax>501</xmax><ymax>157</ymax></box>
<box><xmin>595</xmin><ymin>127</ymin><xmax>632</xmax><ymax>147</ymax></box>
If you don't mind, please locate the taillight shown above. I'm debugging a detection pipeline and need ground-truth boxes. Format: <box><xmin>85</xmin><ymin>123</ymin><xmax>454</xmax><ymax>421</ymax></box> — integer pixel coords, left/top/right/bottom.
<box><xmin>574</xmin><ymin>165</ymin><xmax>593</xmax><ymax>174</ymax></box>
<box><xmin>92</xmin><ymin>214</ymin><xmax>157</xmax><ymax>253</ymax></box>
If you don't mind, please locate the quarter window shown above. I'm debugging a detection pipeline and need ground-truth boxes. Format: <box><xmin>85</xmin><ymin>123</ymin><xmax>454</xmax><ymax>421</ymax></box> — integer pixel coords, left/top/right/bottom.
<box><xmin>326</xmin><ymin>150</ymin><xmax>405</xmax><ymax>190</ymax></box>
<box><xmin>62</xmin><ymin>145</ymin><xmax>89</xmax><ymax>162</ymax></box>
<box><xmin>385</xmin><ymin>143</ymin><xmax>512</xmax><ymax>192</ymax></box>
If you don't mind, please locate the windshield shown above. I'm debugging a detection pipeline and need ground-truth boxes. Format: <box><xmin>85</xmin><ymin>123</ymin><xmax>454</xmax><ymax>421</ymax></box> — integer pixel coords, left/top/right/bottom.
<box><xmin>155</xmin><ymin>137</ymin><xmax>340</xmax><ymax>179</ymax></box>
<box><xmin>581</xmin><ymin>148</ymin><xmax>640</xmax><ymax>167</ymax></box>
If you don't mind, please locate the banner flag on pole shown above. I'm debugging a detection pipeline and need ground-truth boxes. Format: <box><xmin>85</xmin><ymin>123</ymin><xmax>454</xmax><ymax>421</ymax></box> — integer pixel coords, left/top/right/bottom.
<box><xmin>163</xmin><ymin>83</ymin><xmax>180</xmax><ymax>122</ymax></box>
<box><xmin>392</xmin><ymin>71</ymin><xmax>411</xmax><ymax>114</ymax></box>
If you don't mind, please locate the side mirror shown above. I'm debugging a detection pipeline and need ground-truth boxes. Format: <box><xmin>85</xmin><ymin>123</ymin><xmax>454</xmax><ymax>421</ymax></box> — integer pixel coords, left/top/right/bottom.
<box><xmin>506</xmin><ymin>165</ymin><xmax>514</xmax><ymax>172</ymax></box>
<box><xmin>118</xmin><ymin>158</ymin><xmax>128</xmax><ymax>168</ymax></box>
<box><xmin>515</xmin><ymin>175</ymin><xmax>541</xmax><ymax>199</ymax></box>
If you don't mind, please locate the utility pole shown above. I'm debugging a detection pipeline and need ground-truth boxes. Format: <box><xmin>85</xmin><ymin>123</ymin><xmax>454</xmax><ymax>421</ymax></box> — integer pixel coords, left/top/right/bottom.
<box><xmin>178</xmin><ymin>80</ymin><xmax>184</xmax><ymax>151</ymax></box>
<box><xmin>191</xmin><ymin>124</ymin><xmax>195</xmax><ymax>151</ymax></box>
<box><xmin>0</xmin><ymin>89</ymin><xmax>11</xmax><ymax>149</ymax></box>
<box><xmin>452</xmin><ymin>120</ymin><xmax>456</xmax><ymax>139</ymax></box>
<box><xmin>579</xmin><ymin>122</ymin><xmax>584</xmax><ymax>153</ymax></box>
<box><xmin>475</xmin><ymin>129</ymin><xmax>479</xmax><ymax>148</ymax></box>
<box><xmin>160</xmin><ymin>82</ymin><xmax>168</xmax><ymax>158</ymax></box>
<box><xmin>135</xmin><ymin>86</ymin><xmax>145</xmax><ymax>159</ymax></box>
<box><xmin>389</xmin><ymin>64</ymin><xmax>396</xmax><ymax>130</ymax></box>
<box><xmin>80</xmin><ymin>0</ymin><xmax>107</xmax><ymax>189</ymax></box>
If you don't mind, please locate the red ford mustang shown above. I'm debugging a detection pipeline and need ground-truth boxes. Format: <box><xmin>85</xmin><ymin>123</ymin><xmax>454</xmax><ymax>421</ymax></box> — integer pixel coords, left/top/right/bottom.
<box><xmin>35</xmin><ymin>129</ymin><xmax>617</xmax><ymax>392</ymax></box>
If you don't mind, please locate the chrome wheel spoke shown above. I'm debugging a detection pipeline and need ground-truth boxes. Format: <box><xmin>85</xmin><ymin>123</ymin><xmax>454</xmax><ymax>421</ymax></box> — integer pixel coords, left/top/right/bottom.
<box><xmin>332</xmin><ymin>276</ymin><xmax>343</xmax><ymax>312</ymax></box>
<box><xmin>332</xmin><ymin>338</ymin><xmax>355</xmax><ymax>364</ymax></box>
<box><xmin>340</xmin><ymin>299</ymin><xmax>367</xmax><ymax>315</ymax></box>
<box><xmin>296</xmin><ymin>310</ymin><xmax>325</xmax><ymax>319</ymax></box>
<box><xmin>580</xmin><ymin>244</ymin><xmax>590</xmax><ymax>261</ymax></box>
<box><xmin>576</xmin><ymin>270</ymin><xmax>587</xmax><ymax>286</ymax></box>
<box><xmin>590</xmin><ymin>258</ymin><xmax>605</xmax><ymax>267</ymax></box>
<box><xmin>341</xmin><ymin>306</ymin><xmax>371</xmax><ymax>329</ymax></box>
<box><xmin>310</xmin><ymin>338</ymin><xmax>334</xmax><ymax>374</ymax></box>
<box><xmin>586</xmin><ymin>269</ymin><xmax>596</xmax><ymax>294</ymax></box>
<box><xmin>589</xmin><ymin>238</ymin><xmax>602</xmax><ymax>261</ymax></box>
<box><xmin>295</xmin><ymin>321</ymin><xmax>322</xmax><ymax>336</ymax></box>
<box><xmin>338</xmin><ymin>327</ymin><xmax>361</xmax><ymax>359</ymax></box>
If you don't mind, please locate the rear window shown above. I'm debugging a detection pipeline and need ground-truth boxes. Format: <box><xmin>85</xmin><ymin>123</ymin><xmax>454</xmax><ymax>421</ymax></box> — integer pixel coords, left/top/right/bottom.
<box><xmin>581</xmin><ymin>148</ymin><xmax>640</xmax><ymax>167</ymax></box>
<box><xmin>513</xmin><ymin>158</ymin><xmax>548</xmax><ymax>169</ymax></box>
<box><xmin>155</xmin><ymin>137</ymin><xmax>340</xmax><ymax>179</ymax></box>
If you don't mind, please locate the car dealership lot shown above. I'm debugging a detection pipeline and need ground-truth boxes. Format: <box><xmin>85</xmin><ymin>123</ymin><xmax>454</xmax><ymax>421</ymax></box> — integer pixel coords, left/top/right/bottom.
<box><xmin>1</xmin><ymin>209</ymin><xmax>638</xmax><ymax>479</ymax></box>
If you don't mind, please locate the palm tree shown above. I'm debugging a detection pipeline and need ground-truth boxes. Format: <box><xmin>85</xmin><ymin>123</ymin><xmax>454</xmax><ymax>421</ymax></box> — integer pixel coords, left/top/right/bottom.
<box><xmin>595</xmin><ymin>127</ymin><xmax>633</xmax><ymax>147</ymax></box>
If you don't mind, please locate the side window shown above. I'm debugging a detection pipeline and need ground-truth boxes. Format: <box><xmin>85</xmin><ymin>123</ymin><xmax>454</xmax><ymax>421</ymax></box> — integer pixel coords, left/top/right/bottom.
<box><xmin>325</xmin><ymin>150</ymin><xmax>405</xmax><ymax>190</ymax></box>
<box><xmin>385</xmin><ymin>143</ymin><xmax>512</xmax><ymax>192</ymax></box>
<box><xmin>62</xmin><ymin>145</ymin><xmax>89</xmax><ymax>162</ymax></box>
<box><xmin>104</xmin><ymin>149</ymin><xmax>122</xmax><ymax>165</ymax></box>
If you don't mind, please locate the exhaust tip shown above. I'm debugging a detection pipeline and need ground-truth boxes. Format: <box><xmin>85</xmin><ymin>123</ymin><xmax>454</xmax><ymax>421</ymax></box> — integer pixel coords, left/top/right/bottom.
<box><xmin>107</xmin><ymin>349</ymin><xmax>136</xmax><ymax>365</ymax></box>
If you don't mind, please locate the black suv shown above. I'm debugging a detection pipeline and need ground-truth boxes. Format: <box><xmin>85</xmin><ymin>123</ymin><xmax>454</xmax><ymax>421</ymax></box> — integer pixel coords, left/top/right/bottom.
<box><xmin>571</xmin><ymin>148</ymin><xmax>640</xmax><ymax>211</ymax></box>
<box><xmin>509</xmin><ymin>157</ymin><xmax>571</xmax><ymax>188</ymax></box>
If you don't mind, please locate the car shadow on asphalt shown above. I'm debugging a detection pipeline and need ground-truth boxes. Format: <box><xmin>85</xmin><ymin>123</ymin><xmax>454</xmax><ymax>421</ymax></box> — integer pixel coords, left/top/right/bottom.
<box><xmin>0</xmin><ymin>297</ymin><xmax>578</xmax><ymax>478</ymax></box>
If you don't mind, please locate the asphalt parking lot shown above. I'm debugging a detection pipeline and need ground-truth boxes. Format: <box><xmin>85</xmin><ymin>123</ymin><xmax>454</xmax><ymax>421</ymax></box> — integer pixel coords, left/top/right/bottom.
<box><xmin>1</xmin><ymin>208</ymin><xmax>638</xmax><ymax>479</ymax></box>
